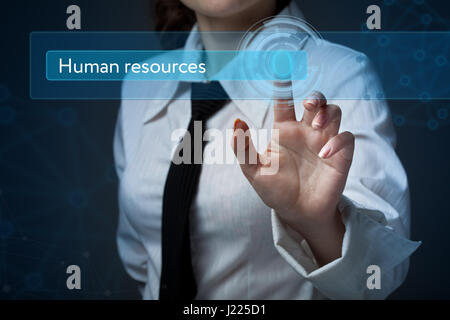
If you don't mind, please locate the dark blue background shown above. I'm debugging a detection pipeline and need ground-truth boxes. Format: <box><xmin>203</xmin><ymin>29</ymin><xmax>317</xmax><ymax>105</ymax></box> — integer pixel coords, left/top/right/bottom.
<box><xmin>0</xmin><ymin>0</ymin><xmax>449</xmax><ymax>299</ymax></box>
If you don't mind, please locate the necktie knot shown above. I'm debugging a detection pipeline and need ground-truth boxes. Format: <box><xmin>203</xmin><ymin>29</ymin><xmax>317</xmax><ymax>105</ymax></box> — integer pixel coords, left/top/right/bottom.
<box><xmin>191</xmin><ymin>81</ymin><xmax>230</xmax><ymax>120</ymax></box>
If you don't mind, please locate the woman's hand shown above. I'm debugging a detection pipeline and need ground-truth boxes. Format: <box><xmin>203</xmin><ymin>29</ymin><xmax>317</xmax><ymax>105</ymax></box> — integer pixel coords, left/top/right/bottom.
<box><xmin>231</xmin><ymin>88</ymin><xmax>355</xmax><ymax>266</ymax></box>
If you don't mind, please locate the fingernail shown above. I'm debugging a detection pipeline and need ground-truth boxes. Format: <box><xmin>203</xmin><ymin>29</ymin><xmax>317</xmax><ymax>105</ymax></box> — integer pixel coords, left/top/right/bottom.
<box><xmin>312</xmin><ymin>111</ymin><xmax>327</xmax><ymax>129</ymax></box>
<box><xmin>234</xmin><ymin>118</ymin><xmax>242</xmax><ymax>130</ymax></box>
<box><xmin>305</xmin><ymin>92</ymin><xmax>320</xmax><ymax>103</ymax></box>
<box><xmin>304</xmin><ymin>99</ymin><xmax>316</xmax><ymax>108</ymax></box>
<box><xmin>318</xmin><ymin>144</ymin><xmax>332</xmax><ymax>159</ymax></box>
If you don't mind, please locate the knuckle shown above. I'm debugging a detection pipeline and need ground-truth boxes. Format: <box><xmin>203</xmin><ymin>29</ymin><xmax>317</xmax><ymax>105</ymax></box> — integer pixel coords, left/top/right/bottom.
<box><xmin>304</xmin><ymin>91</ymin><xmax>327</xmax><ymax>108</ymax></box>
<box><xmin>311</xmin><ymin>90</ymin><xmax>326</xmax><ymax>100</ymax></box>
<box><xmin>312</xmin><ymin>91</ymin><xmax>327</xmax><ymax>104</ymax></box>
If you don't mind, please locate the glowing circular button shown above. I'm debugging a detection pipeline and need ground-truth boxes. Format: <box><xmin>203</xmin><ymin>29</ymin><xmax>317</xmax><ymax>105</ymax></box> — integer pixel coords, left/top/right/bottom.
<box><xmin>271</xmin><ymin>51</ymin><xmax>292</xmax><ymax>80</ymax></box>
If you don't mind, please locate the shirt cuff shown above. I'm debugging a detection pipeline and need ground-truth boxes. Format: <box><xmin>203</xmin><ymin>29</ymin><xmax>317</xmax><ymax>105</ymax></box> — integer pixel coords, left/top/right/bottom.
<box><xmin>271</xmin><ymin>195</ymin><xmax>421</xmax><ymax>299</ymax></box>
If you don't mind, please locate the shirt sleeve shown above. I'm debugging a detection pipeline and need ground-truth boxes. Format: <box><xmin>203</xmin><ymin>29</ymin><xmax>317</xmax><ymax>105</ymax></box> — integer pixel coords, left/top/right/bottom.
<box><xmin>271</xmin><ymin>52</ymin><xmax>421</xmax><ymax>299</ymax></box>
<box><xmin>114</xmin><ymin>106</ymin><xmax>149</xmax><ymax>287</ymax></box>
<box><xmin>272</xmin><ymin>197</ymin><xmax>420</xmax><ymax>300</ymax></box>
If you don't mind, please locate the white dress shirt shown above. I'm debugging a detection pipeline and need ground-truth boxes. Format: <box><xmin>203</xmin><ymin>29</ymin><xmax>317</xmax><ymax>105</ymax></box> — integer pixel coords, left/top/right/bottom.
<box><xmin>114</xmin><ymin>1</ymin><xmax>420</xmax><ymax>300</ymax></box>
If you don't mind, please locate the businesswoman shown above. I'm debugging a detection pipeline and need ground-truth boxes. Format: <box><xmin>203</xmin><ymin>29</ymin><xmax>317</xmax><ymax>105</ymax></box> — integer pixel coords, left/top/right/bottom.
<box><xmin>114</xmin><ymin>0</ymin><xmax>420</xmax><ymax>299</ymax></box>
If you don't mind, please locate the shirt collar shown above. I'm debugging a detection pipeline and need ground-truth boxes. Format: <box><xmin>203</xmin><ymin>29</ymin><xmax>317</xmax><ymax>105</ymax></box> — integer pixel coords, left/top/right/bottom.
<box><xmin>141</xmin><ymin>1</ymin><xmax>304</xmax><ymax>127</ymax></box>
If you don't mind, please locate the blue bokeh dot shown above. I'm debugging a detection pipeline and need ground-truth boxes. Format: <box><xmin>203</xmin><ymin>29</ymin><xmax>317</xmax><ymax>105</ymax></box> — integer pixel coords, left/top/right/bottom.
<box><xmin>427</xmin><ymin>119</ymin><xmax>439</xmax><ymax>131</ymax></box>
<box><xmin>421</xmin><ymin>14</ymin><xmax>433</xmax><ymax>25</ymax></box>
<box><xmin>435</xmin><ymin>55</ymin><xmax>447</xmax><ymax>67</ymax></box>
<box><xmin>414</xmin><ymin>50</ymin><xmax>426</xmax><ymax>62</ymax></box>
<box><xmin>377</xmin><ymin>35</ymin><xmax>390</xmax><ymax>47</ymax></box>
<box><xmin>393</xmin><ymin>115</ymin><xmax>405</xmax><ymax>127</ymax></box>
<box><xmin>58</xmin><ymin>107</ymin><xmax>77</xmax><ymax>127</ymax></box>
<box><xmin>0</xmin><ymin>105</ymin><xmax>16</xmax><ymax>125</ymax></box>
<box><xmin>420</xmin><ymin>92</ymin><xmax>431</xmax><ymax>102</ymax></box>
<box><xmin>68</xmin><ymin>190</ymin><xmax>88</xmax><ymax>209</ymax></box>
<box><xmin>400</xmin><ymin>75</ymin><xmax>411</xmax><ymax>87</ymax></box>
<box><xmin>437</xmin><ymin>108</ymin><xmax>448</xmax><ymax>120</ymax></box>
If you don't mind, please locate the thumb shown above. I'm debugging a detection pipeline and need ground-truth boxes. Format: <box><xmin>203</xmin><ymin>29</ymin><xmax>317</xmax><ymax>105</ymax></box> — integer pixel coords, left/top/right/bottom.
<box><xmin>231</xmin><ymin>118</ymin><xmax>260</xmax><ymax>179</ymax></box>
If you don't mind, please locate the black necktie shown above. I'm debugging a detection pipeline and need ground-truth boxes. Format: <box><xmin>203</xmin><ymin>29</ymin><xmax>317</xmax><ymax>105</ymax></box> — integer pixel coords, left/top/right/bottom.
<box><xmin>159</xmin><ymin>81</ymin><xmax>230</xmax><ymax>300</ymax></box>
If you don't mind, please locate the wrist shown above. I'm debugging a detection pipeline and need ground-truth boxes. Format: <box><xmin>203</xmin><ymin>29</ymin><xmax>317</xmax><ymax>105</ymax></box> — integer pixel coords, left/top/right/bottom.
<box><xmin>280</xmin><ymin>206</ymin><xmax>342</xmax><ymax>238</ymax></box>
<box><xmin>278</xmin><ymin>206</ymin><xmax>345</xmax><ymax>266</ymax></box>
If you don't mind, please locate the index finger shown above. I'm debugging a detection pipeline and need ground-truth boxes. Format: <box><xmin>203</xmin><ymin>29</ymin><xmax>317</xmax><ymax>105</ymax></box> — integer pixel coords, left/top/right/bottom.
<box><xmin>273</xmin><ymin>80</ymin><xmax>296</xmax><ymax>122</ymax></box>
